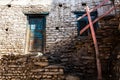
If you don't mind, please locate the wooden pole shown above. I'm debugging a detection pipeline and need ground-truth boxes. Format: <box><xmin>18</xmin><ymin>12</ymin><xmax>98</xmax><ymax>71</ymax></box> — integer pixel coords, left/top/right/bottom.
<box><xmin>25</xmin><ymin>26</ymin><xmax>30</xmax><ymax>54</ymax></box>
<box><xmin>77</xmin><ymin>0</ymin><xmax>109</xmax><ymax>21</ymax></box>
<box><xmin>86</xmin><ymin>6</ymin><xmax>102</xmax><ymax>80</ymax></box>
<box><xmin>80</xmin><ymin>5</ymin><xmax>118</xmax><ymax>35</ymax></box>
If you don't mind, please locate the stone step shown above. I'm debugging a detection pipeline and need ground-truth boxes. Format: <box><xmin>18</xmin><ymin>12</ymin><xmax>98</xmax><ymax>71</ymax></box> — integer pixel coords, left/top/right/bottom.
<box><xmin>34</xmin><ymin>62</ymin><xmax>49</xmax><ymax>67</ymax></box>
<box><xmin>81</xmin><ymin>56</ymin><xmax>94</xmax><ymax>60</ymax></box>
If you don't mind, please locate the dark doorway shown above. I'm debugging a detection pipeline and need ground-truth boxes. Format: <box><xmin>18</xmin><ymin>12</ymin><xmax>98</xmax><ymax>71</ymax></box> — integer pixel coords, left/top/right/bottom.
<box><xmin>27</xmin><ymin>14</ymin><xmax>47</xmax><ymax>52</ymax></box>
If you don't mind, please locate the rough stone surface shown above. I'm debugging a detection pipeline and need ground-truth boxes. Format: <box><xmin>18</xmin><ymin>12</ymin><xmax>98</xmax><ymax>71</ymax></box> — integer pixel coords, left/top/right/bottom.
<box><xmin>45</xmin><ymin>17</ymin><xmax>120</xmax><ymax>80</ymax></box>
<box><xmin>0</xmin><ymin>54</ymin><xmax>64</xmax><ymax>80</ymax></box>
<box><xmin>0</xmin><ymin>5</ymin><xmax>27</xmax><ymax>54</ymax></box>
<box><xmin>0</xmin><ymin>16</ymin><xmax>120</xmax><ymax>80</ymax></box>
<box><xmin>0</xmin><ymin>0</ymin><xmax>114</xmax><ymax>54</ymax></box>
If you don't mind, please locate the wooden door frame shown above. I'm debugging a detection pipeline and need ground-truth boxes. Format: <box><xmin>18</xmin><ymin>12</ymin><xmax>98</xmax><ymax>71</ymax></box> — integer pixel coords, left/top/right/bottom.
<box><xmin>25</xmin><ymin>13</ymin><xmax>49</xmax><ymax>54</ymax></box>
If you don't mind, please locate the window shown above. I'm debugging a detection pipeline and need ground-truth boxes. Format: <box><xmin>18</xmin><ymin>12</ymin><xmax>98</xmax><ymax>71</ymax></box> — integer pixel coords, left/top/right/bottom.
<box><xmin>73</xmin><ymin>11</ymin><xmax>99</xmax><ymax>36</ymax></box>
<box><xmin>27</xmin><ymin>14</ymin><xmax>47</xmax><ymax>52</ymax></box>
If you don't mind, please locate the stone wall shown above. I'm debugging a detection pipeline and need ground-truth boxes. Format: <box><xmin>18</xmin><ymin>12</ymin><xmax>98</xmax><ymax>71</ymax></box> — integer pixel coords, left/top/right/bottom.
<box><xmin>0</xmin><ymin>15</ymin><xmax>120</xmax><ymax>80</ymax></box>
<box><xmin>0</xmin><ymin>5</ymin><xmax>27</xmax><ymax>54</ymax></box>
<box><xmin>0</xmin><ymin>0</ymin><xmax>114</xmax><ymax>54</ymax></box>
<box><xmin>0</xmin><ymin>54</ymin><xmax>64</xmax><ymax>80</ymax></box>
<box><xmin>0</xmin><ymin>0</ymin><xmax>77</xmax><ymax>54</ymax></box>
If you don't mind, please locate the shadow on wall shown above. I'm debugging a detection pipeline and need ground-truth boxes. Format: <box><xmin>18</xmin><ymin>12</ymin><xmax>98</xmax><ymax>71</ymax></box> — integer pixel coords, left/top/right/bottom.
<box><xmin>44</xmin><ymin>24</ymin><xmax>120</xmax><ymax>80</ymax></box>
<box><xmin>44</xmin><ymin>36</ymin><xmax>97</xmax><ymax>80</ymax></box>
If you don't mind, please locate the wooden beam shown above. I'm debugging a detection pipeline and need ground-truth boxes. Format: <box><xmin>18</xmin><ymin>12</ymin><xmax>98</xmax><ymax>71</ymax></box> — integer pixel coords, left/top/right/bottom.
<box><xmin>25</xmin><ymin>26</ymin><xmax>30</xmax><ymax>54</ymax></box>
<box><xmin>86</xmin><ymin>6</ymin><xmax>102</xmax><ymax>80</ymax></box>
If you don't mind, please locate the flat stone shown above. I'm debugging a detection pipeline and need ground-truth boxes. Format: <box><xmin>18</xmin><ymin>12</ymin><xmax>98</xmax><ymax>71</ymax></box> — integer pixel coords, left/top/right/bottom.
<box><xmin>34</xmin><ymin>62</ymin><xmax>49</xmax><ymax>67</ymax></box>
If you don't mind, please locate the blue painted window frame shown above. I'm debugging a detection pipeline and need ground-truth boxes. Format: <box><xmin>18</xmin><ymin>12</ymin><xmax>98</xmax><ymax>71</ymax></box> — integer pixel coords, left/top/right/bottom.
<box><xmin>73</xmin><ymin>11</ymin><xmax>99</xmax><ymax>36</ymax></box>
<box><xmin>26</xmin><ymin>13</ymin><xmax>48</xmax><ymax>52</ymax></box>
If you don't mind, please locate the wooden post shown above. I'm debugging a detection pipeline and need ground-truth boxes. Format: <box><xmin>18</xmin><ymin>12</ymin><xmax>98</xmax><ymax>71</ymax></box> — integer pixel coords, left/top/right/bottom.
<box><xmin>77</xmin><ymin>0</ymin><xmax>109</xmax><ymax>21</ymax></box>
<box><xmin>86</xmin><ymin>6</ymin><xmax>102</xmax><ymax>80</ymax></box>
<box><xmin>80</xmin><ymin>5</ymin><xmax>118</xmax><ymax>35</ymax></box>
<box><xmin>25</xmin><ymin>26</ymin><xmax>30</xmax><ymax>54</ymax></box>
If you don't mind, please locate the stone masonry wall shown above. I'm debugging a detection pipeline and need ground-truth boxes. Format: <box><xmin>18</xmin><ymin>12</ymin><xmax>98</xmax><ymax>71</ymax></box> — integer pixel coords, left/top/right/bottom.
<box><xmin>0</xmin><ymin>3</ymin><xmax>51</xmax><ymax>54</ymax></box>
<box><xmin>0</xmin><ymin>6</ymin><xmax>27</xmax><ymax>54</ymax></box>
<box><xmin>0</xmin><ymin>0</ymin><xmax>112</xmax><ymax>54</ymax></box>
<box><xmin>45</xmin><ymin>0</ymin><xmax>103</xmax><ymax>51</ymax></box>
<box><xmin>0</xmin><ymin>54</ymin><xmax>64</xmax><ymax>80</ymax></box>
<box><xmin>0</xmin><ymin>0</ymin><xmax>75</xmax><ymax>54</ymax></box>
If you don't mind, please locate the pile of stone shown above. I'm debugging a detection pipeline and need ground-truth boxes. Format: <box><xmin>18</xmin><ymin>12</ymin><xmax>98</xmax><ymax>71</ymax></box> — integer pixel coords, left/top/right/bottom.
<box><xmin>0</xmin><ymin>54</ymin><xmax>64</xmax><ymax>80</ymax></box>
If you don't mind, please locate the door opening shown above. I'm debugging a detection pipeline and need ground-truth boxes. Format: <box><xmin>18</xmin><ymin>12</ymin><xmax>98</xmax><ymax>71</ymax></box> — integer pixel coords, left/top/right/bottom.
<box><xmin>27</xmin><ymin>14</ymin><xmax>47</xmax><ymax>53</ymax></box>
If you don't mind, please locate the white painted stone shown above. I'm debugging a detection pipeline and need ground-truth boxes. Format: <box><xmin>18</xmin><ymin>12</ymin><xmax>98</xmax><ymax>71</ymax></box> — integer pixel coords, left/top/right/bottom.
<box><xmin>0</xmin><ymin>0</ymin><xmax>116</xmax><ymax>54</ymax></box>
